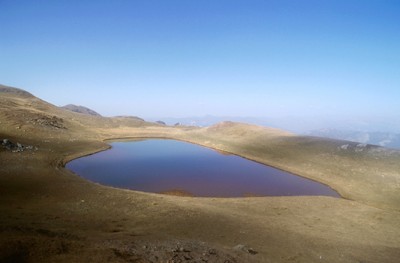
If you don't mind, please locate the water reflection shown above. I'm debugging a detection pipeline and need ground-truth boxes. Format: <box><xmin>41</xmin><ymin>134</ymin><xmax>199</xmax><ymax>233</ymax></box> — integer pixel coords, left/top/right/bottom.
<box><xmin>66</xmin><ymin>139</ymin><xmax>340</xmax><ymax>197</ymax></box>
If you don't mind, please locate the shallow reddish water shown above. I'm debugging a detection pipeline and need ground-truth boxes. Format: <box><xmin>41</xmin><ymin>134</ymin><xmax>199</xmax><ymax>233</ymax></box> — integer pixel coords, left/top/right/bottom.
<box><xmin>66</xmin><ymin>139</ymin><xmax>340</xmax><ymax>197</ymax></box>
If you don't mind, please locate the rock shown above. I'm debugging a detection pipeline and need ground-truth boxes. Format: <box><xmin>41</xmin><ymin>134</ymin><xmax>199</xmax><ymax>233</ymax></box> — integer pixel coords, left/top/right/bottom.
<box><xmin>13</xmin><ymin>142</ymin><xmax>24</xmax><ymax>152</ymax></box>
<box><xmin>156</xmin><ymin>121</ymin><xmax>166</xmax><ymax>125</ymax></box>
<box><xmin>340</xmin><ymin>144</ymin><xmax>349</xmax><ymax>150</ymax></box>
<box><xmin>233</xmin><ymin>244</ymin><xmax>245</xmax><ymax>251</ymax></box>
<box><xmin>247</xmin><ymin>248</ymin><xmax>258</xmax><ymax>255</ymax></box>
<box><xmin>172</xmin><ymin>246</ymin><xmax>191</xmax><ymax>253</ymax></box>
<box><xmin>233</xmin><ymin>244</ymin><xmax>258</xmax><ymax>255</ymax></box>
<box><xmin>208</xmin><ymin>249</ymin><xmax>217</xmax><ymax>255</ymax></box>
<box><xmin>1</xmin><ymin>138</ymin><xmax>15</xmax><ymax>150</ymax></box>
<box><xmin>3</xmin><ymin>139</ymin><xmax>11</xmax><ymax>146</ymax></box>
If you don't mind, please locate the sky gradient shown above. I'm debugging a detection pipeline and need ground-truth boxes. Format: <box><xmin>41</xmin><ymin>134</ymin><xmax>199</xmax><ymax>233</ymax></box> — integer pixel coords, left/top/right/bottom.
<box><xmin>1</xmin><ymin>1</ymin><xmax>399</xmax><ymax>123</ymax></box>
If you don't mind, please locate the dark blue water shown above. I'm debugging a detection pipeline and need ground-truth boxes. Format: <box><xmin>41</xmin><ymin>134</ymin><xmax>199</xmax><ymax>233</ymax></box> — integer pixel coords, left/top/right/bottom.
<box><xmin>66</xmin><ymin>139</ymin><xmax>340</xmax><ymax>197</ymax></box>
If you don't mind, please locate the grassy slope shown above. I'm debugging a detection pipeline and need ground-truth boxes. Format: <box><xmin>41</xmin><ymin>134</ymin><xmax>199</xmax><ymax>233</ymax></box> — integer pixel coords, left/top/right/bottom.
<box><xmin>1</xmin><ymin>86</ymin><xmax>400</xmax><ymax>262</ymax></box>
<box><xmin>185</xmin><ymin>123</ymin><xmax>400</xmax><ymax>210</ymax></box>
<box><xmin>101</xmin><ymin>120</ymin><xmax>400</xmax><ymax>210</ymax></box>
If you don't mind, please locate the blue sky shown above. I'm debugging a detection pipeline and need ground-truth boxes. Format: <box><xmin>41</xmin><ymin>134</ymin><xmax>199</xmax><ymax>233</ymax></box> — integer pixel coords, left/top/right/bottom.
<box><xmin>1</xmin><ymin>0</ymin><xmax>399</xmax><ymax>122</ymax></box>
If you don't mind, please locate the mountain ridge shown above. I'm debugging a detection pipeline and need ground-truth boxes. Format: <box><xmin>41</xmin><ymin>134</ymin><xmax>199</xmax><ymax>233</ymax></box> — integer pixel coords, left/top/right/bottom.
<box><xmin>61</xmin><ymin>104</ymin><xmax>102</xmax><ymax>116</ymax></box>
<box><xmin>0</xmin><ymin>83</ymin><xmax>34</xmax><ymax>97</ymax></box>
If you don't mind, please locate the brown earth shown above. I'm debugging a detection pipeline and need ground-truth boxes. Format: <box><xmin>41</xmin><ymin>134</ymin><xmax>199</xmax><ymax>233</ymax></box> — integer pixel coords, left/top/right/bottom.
<box><xmin>1</xmin><ymin>84</ymin><xmax>400</xmax><ymax>262</ymax></box>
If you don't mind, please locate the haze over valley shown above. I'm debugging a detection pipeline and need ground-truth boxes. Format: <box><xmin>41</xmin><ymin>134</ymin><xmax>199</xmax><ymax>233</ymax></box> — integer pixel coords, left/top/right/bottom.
<box><xmin>147</xmin><ymin>115</ymin><xmax>400</xmax><ymax>149</ymax></box>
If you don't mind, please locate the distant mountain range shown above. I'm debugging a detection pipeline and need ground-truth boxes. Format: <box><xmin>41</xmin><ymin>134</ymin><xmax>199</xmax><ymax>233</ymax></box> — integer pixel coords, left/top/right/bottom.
<box><xmin>307</xmin><ymin>129</ymin><xmax>400</xmax><ymax>149</ymax></box>
<box><xmin>148</xmin><ymin>115</ymin><xmax>400</xmax><ymax>134</ymax></box>
<box><xmin>57</xmin><ymin>103</ymin><xmax>400</xmax><ymax>150</ymax></box>
<box><xmin>149</xmin><ymin>115</ymin><xmax>400</xmax><ymax>149</ymax></box>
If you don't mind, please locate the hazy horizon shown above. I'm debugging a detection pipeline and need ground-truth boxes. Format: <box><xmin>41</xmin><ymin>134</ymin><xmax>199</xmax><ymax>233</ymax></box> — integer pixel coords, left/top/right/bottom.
<box><xmin>1</xmin><ymin>1</ymin><xmax>399</xmax><ymax>129</ymax></box>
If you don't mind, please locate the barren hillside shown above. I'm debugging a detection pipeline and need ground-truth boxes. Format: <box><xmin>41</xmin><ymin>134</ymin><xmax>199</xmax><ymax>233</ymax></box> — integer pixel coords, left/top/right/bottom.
<box><xmin>1</xmin><ymin>85</ymin><xmax>400</xmax><ymax>263</ymax></box>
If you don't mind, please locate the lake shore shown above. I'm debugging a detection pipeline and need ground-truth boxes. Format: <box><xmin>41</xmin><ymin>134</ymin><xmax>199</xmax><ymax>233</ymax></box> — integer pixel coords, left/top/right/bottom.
<box><xmin>66</xmin><ymin>139</ymin><xmax>340</xmax><ymax>198</ymax></box>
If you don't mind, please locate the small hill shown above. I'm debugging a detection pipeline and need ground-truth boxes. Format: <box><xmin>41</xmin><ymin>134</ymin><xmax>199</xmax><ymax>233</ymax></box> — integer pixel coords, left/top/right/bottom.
<box><xmin>61</xmin><ymin>104</ymin><xmax>102</xmax><ymax>116</ymax></box>
<box><xmin>0</xmin><ymin>84</ymin><xmax>34</xmax><ymax>97</ymax></box>
<box><xmin>0</xmin><ymin>85</ymin><xmax>155</xmax><ymax>139</ymax></box>
<box><xmin>114</xmin><ymin>115</ymin><xmax>145</xmax><ymax>122</ymax></box>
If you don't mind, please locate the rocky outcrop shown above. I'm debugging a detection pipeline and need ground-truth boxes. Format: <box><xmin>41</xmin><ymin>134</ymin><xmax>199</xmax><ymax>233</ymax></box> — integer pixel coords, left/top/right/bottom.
<box><xmin>1</xmin><ymin>139</ymin><xmax>37</xmax><ymax>153</ymax></box>
<box><xmin>29</xmin><ymin>116</ymin><xmax>66</xmax><ymax>129</ymax></box>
